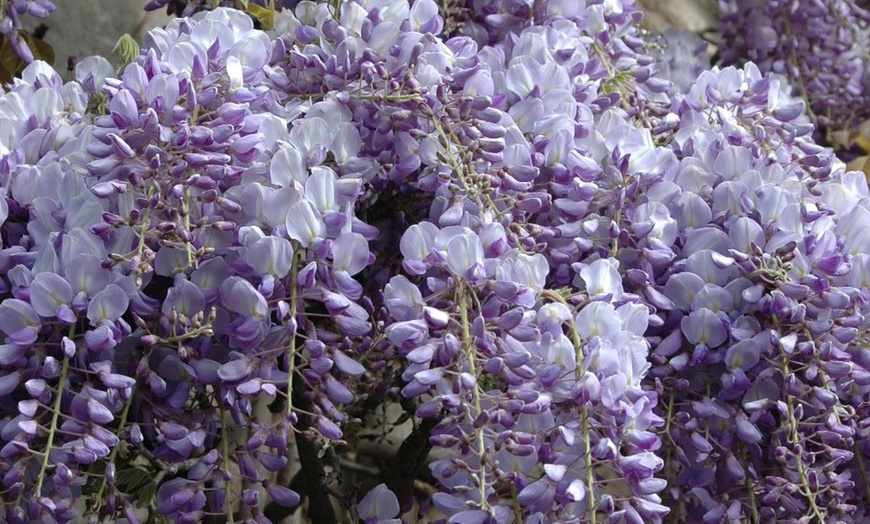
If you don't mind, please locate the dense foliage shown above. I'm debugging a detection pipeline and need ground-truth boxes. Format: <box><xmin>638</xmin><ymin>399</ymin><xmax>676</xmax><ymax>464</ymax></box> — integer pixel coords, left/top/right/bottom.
<box><xmin>0</xmin><ymin>1</ymin><xmax>868</xmax><ymax>523</ymax></box>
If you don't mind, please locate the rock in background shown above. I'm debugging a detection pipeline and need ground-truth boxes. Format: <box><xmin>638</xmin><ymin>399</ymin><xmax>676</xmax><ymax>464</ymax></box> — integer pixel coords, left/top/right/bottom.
<box><xmin>638</xmin><ymin>0</ymin><xmax>718</xmax><ymax>33</ymax></box>
<box><xmin>23</xmin><ymin>0</ymin><xmax>170</xmax><ymax>69</ymax></box>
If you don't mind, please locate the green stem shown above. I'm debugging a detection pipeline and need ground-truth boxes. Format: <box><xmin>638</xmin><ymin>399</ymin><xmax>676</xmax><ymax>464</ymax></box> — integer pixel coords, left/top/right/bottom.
<box><xmin>137</xmin><ymin>186</ymin><xmax>153</xmax><ymax>254</ymax></box>
<box><xmin>428</xmin><ymin>107</ymin><xmax>503</xmax><ymax>220</ymax></box>
<box><xmin>662</xmin><ymin>390</ymin><xmax>675</xmax><ymax>509</ymax></box>
<box><xmin>131</xmin><ymin>185</ymin><xmax>155</xmax><ymax>289</ymax></box>
<box><xmin>94</xmin><ymin>388</ymin><xmax>136</xmax><ymax>514</ymax></box>
<box><xmin>35</xmin><ymin>353</ymin><xmax>70</xmax><ymax>498</ymax></box>
<box><xmin>740</xmin><ymin>445</ymin><xmax>759</xmax><ymax>524</ymax></box>
<box><xmin>818</xmin><ymin>368</ymin><xmax>870</xmax><ymax>508</ymax></box>
<box><xmin>182</xmin><ymin>185</ymin><xmax>195</xmax><ymax>269</ymax></box>
<box><xmin>510</xmin><ymin>483</ymin><xmax>523</xmax><ymax>522</ymax></box>
<box><xmin>663</xmin><ymin>391</ymin><xmax>674</xmax><ymax>445</ymax></box>
<box><xmin>611</xmin><ymin>210</ymin><xmax>621</xmax><ymax>256</ymax></box>
<box><xmin>781</xmin><ymin>357</ymin><xmax>824</xmax><ymax>523</ymax></box>
<box><xmin>782</xmin><ymin>18</ymin><xmax>818</xmax><ymax>125</ymax></box>
<box><xmin>549</xmin><ymin>293</ymin><xmax>596</xmax><ymax>523</ymax></box>
<box><xmin>854</xmin><ymin>441</ymin><xmax>870</xmax><ymax>507</ymax></box>
<box><xmin>157</xmin><ymin>323</ymin><xmax>214</xmax><ymax>345</ymax></box>
<box><xmin>458</xmin><ymin>283</ymin><xmax>489</xmax><ymax>514</ymax></box>
<box><xmin>286</xmin><ymin>245</ymin><xmax>301</xmax><ymax>419</ymax></box>
<box><xmin>572</xmin><ymin>364</ymin><xmax>596</xmax><ymax>520</ymax></box>
<box><xmin>221</xmin><ymin>403</ymin><xmax>236</xmax><ymax>524</ymax></box>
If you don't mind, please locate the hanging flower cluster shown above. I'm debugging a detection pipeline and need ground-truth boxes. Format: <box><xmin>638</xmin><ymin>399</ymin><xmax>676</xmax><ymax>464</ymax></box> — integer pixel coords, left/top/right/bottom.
<box><xmin>0</xmin><ymin>1</ymin><xmax>868</xmax><ymax>523</ymax></box>
<box><xmin>651</xmin><ymin>28</ymin><xmax>710</xmax><ymax>96</ymax></box>
<box><xmin>644</xmin><ymin>61</ymin><xmax>870</xmax><ymax>522</ymax></box>
<box><xmin>719</xmin><ymin>0</ymin><xmax>870</xmax><ymax>135</ymax></box>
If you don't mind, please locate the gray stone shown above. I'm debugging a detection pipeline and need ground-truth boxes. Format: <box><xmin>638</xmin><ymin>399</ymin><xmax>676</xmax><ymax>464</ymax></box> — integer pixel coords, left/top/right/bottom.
<box><xmin>638</xmin><ymin>0</ymin><xmax>718</xmax><ymax>33</ymax></box>
<box><xmin>23</xmin><ymin>0</ymin><xmax>171</xmax><ymax>69</ymax></box>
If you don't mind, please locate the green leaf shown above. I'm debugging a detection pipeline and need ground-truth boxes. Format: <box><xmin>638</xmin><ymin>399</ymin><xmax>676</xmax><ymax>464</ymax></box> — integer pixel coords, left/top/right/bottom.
<box><xmin>24</xmin><ymin>34</ymin><xmax>55</xmax><ymax>66</ymax></box>
<box><xmin>246</xmin><ymin>4</ymin><xmax>275</xmax><ymax>30</ymax></box>
<box><xmin>116</xmin><ymin>467</ymin><xmax>157</xmax><ymax>507</ymax></box>
<box><xmin>0</xmin><ymin>36</ymin><xmax>24</xmax><ymax>84</ymax></box>
<box><xmin>86</xmin><ymin>91</ymin><xmax>109</xmax><ymax>116</ymax></box>
<box><xmin>116</xmin><ymin>467</ymin><xmax>151</xmax><ymax>492</ymax></box>
<box><xmin>113</xmin><ymin>34</ymin><xmax>140</xmax><ymax>67</ymax></box>
<box><xmin>0</xmin><ymin>32</ymin><xmax>54</xmax><ymax>84</ymax></box>
<box><xmin>138</xmin><ymin>481</ymin><xmax>157</xmax><ymax>508</ymax></box>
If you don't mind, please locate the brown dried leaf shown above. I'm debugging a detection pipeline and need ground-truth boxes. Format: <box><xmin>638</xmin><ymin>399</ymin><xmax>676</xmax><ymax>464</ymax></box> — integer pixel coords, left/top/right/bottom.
<box><xmin>847</xmin><ymin>156</ymin><xmax>870</xmax><ymax>185</ymax></box>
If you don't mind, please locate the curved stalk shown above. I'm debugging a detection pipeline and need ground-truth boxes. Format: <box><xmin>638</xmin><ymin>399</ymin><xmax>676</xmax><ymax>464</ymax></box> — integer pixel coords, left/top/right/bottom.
<box><xmin>548</xmin><ymin>292</ymin><xmax>597</xmax><ymax>523</ymax></box>
<box><xmin>34</xmin><ymin>325</ymin><xmax>73</xmax><ymax>500</ymax></box>
<box><xmin>286</xmin><ymin>244</ymin><xmax>301</xmax><ymax>419</ymax></box>
<box><xmin>458</xmin><ymin>282</ymin><xmax>490</xmax><ymax>514</ymax></box>
<box><xmin>94</xmin><ymin>389</ymin><xmax>136</xmax><ymax>514</ymax></box>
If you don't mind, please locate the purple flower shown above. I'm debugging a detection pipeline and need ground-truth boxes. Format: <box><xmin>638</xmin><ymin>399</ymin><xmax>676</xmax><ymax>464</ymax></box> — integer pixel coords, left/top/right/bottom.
<box><xmin>579</xmin><ymin>258</ymin><xmax>623</xmax><ymax>300</ymax></box>
<box><xmin>0</xmin><ymin>300</ymin><xmax>40</xmax><ymax>346</ymax></box>
<box><xmin>720</xmin><ymin>0</ymin><xmax>870</xmax><ymax>133</ymax></box>
<box><xmin>246</xmin><ymin>236</ymin><xmax>294</xmax><ymax>278</ymax></box>
<box><xmin>444</xmin><ymin>228</ymin><xmax>484</xmax><ymax>279</ymax></box>
<box><xmin>357</xmin><ymin>483</ymin><xmax>401</xmax><ymax>524</ymax></box>
<box><xmin>284</xmin><ymin>200</ymin><xmax>325</xmax><ymax>248</ymax></box>
<box><xmin>86</xmin><ymin>285</ymin><xmax>129</xmax><ymax>326</ymax></box>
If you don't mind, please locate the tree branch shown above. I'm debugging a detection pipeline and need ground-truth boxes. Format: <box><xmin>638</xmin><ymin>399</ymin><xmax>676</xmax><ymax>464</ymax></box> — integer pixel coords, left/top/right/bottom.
<box><xmin>293</xmin><ymin>383</ymin><xmax>340</xmax><ymax>524</ymax></box>
<box><xmin>385</xmin><ymin>417</ymin><xmax>439</xmax><ymax>512</ymax></box>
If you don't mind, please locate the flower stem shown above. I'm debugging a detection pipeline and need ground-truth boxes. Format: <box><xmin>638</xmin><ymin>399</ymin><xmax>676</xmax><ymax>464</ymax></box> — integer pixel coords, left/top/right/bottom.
<box><xmin>854</xmin><ymin>441</ymin><xmax>870</xmax><ymax>507</ymax></box>
<box><xmin>35</xmin><ymin>348</ymin><xmax>71</xmax><ymax>498</ymax></box>
<box><xmin>428</xmin><ymin>106</ymin><xmax>503</xmax><ymax>220</ymax></box>
<box><xmin>550</xmin><ymin>293</ymin><xmax>597</xmax><ymax>524</ymax></box>
<box><xmin>818</xmin><ymin>368</ymin><xmax>870</xmax><ymax>508</ymax></box>
<box><xmin>182</xmin><ymin>185</ymin><xmax>195</xmax><ymax>269</ymax></box>
<box><xmin>94</xmin><ymin>388</ymin><xmax>136</xmax><ymax>514</ymax></box>
<box><xmin>136</xmin><ymin>186</ymin><xmax>154</xmax><ymax>256</ymax></box>
<box><xmin>781</xmin><ymin>358</ymin><xmax>824</xmax><ymax>523</ymax></box>
<box><xmin>458</xmin><ymin>283</ymin><xmax>489</xmax><ymax>514</ymax></box>
<box><xmin>571</xmin><ymin>349</ymin><xmax>596</xmax><ymax>521</ymax></box>
<box><xmin>661</xmin><ymin>389</ymin><xmax>676</xmax><ymax>511</ymax></box>
<box><xmin>782</xmin><ymin>17</ymin><xmax>818</xmax><ymax>126</ymax></box>
<box><xmin>221</xmin><ymin>403</ymin><xmax>236</xmax><ymax>524</ymax></box>
<box><xmin>740</xmin><ymin>445</ymin><xmax>759</xmax><ymax>524</ymax></box>
<box><xmin>611</xmin><ymin>210</ymin><xmax>621</xmax><ymax>256</ymax></box>
<box><xmin>286</xmin><ymin>245</ymin><xmax>301</xmax><ymax>420</ymax></box>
